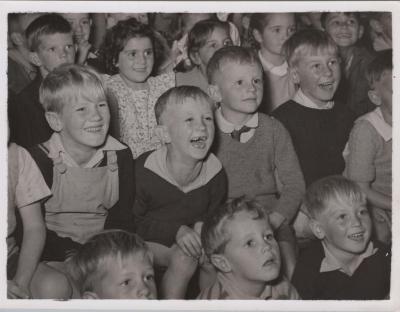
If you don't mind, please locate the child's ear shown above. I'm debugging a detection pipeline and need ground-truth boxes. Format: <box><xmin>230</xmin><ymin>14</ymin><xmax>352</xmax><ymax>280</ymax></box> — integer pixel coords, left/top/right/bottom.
<box><xmin>210</xmin><ymin>254</ymin><xmax>231</xmax><ymax>273</ymax></box>
<box><xmin>289</xmin><ymin>67</ymin><xmax>300</xmax><ymax>84</ymax></box>
<box><xmin>207</xmin><ymin>84</ymin><xmax>222</xmax><ymax>103</ymax></box>
<box><xmin>252</xmin><ymin>28</ymin><xmax>263</xmax><ymax>44</ymax></box>
<box><xmin>29</xmin><ymin>52</ymin><xmax>42</xmax><ymax>67</ymax></box>
<box><xmin>154</xmin><ymin>125</ymin><xmax>171</xmax><ymax>144</ymax></box>
<box><xmin>368</xmin><ymin>90</ymin><xmax>382</xmax><ymax>106</ymax></box>
<box><xmin>45</xmin><ymin>111</ymin><xmax>63</xmax><ymax>132</ymax></box>
<box><xmin>309</xmin><ymin>219</ymin><xmax>325</xmax><ymax>239</ymax></box>
<box><xmin>10</xmin><ymin>32</ymin><xmax>24</xmax><ymax>47</ymax></box>
<box><xmin>82</xmin><ymin>291</ymin><xmax>100</xmax><ymax>299</ymax></box>
<box><xmin>189</xmin><ymin>51</ymin><xmax>201</xmax><ymax>66</ymax></box>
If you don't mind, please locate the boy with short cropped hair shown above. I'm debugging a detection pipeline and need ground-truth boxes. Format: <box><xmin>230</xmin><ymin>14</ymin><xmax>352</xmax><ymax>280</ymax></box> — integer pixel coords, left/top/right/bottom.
<box><xmin>66</xmin><ymin>230</ymin><xmax>157</xmax><ymax>299</ymax></box>
<box><xmin>344</xmin><ymin>49</ymin><xmax>392</xmax><ymax>245</ymax></box>
<box><xmin>27</xmin><ymin>64</ymin><xmax>134</xmax><ymax>261</ymax></box>
<box><xmin>272</xmin><ymin>29</ymin><xmax>355</xmax><ymax>187</ymax></box>
<box><xmin>133</xmin><ymin>86</ymin><xmax>227</xmax><ymax>298</ymax></box>
<box><xmin>10</xmin><ymin>13</ymin><xmax>76</xmax><ymax>148</ymax></box>
<box><xmin>291</xmin><ymin>176</ymin><xmax>390</xmax><ymax>299</ymax></box>
<box><xmin>199</xmin><ymin>197</ymin><xmax>299</xmax><ymax>299</ymax></box>
<box><xmin>321</xmin><ymin>12</ymin><xmax>376</xmax><ymax>118</ymax></box>
<box><xmin>208</xmin><ymin>46</ymin><xmax>305</xmax><ymax>279</ymax></box>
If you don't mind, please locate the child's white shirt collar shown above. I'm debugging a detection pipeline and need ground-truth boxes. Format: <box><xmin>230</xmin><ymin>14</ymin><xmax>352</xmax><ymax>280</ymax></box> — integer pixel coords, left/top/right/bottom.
<box><xmin>293</xmin><ymin>88</ymin><xmax>334</xmax><ymax>110</ymax></box>
<box><xmin>358</xmin><ymin>107</ymin><xmax>392</xmax><ymax>142</ymax></box>
<box><xmin>144</xmin><ymin>145</ymin><xmax>222</xmax><ymax>193</ymax></box>
<box><xmin>320</xmin><ymin>241</ymin><xmax>377</xmax><ymax>276</ymax></box>
<box><xmin>258</xmin><ymin>50</ymin><xmax>289</xmax><ymax>77</ymax></box>
<box><xmin>46</xmin><ymin>133</ymin><xmax>126</xmax><ymax>168</ymax></box>
<box><xmin>215</xmin><ymin>108</ymin><xmax>258</xmax><ymax>143</ymax></box>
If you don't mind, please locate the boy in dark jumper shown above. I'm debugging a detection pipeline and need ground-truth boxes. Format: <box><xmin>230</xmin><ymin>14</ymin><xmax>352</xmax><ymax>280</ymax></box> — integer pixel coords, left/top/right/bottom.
<box><xmin>208</xmin><ymin>46</ymin><xmax>305</xmax><ymax>279</ymax></box>
<box><xmin>292</xmin><ymin>176</ymin><xmax>390</xmax><ymax>299</ymax></box>
<box><xmin>28</xmin><ymin>64</ymin><xmax>134</xmax><ymax>261</ymax></box>
<box><xmin>272</xmin><ymin>29</ymin><xmax>355</xmax><ymax>187</ymax></box>
<box><xmin>321</xmin><ymin>12</ymin><xmax>376</xmax><ymax>118</ymax></box>
<box><xmin>9</xmin><ymin>14</ymin><xmax>75</xmax><ymax>148</ymax></box>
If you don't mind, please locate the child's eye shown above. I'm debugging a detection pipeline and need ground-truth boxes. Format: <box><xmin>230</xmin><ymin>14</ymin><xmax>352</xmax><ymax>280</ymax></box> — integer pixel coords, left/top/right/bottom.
<box><xmin>359</xmin><ymin>208</ymin><xmax>369</xmax><ymax>216</ymax></box>
<box><xmin>144</xmin><ymin>274</ymin><xmax>154</xmax><ymax>282</ymax></box>
<box><xmin>121</xmin><ymin>279</ymin><xmax>131</xmax><ymax>286</ymax></box>
<box><xmin>273</xmin><ymin>27</ymin><xmax>281</xmax><ymax>34</ymax></box>
<box><xmin>76</xmin><ymin>107</ymin><xmax>85</xmax><ymax>112</ymax></box>
<box><xmin>98</xmin><ymin>102</ymin><xmax>108</xmax><ymax>108</ymax></box>
<box><xmin>223</xmin><ymin>39</ymin><xmax>233</xmax><ymax>46</ymax></box>
<box><xmin>204</xmin><ymin>116</ymin><xmax>213</xmax><ymax>122</ymax></box>
<box><xmin>144</xmin><ymin>50</ymin><xmax>153</xmax><ymax>57</ymax></box>
<box><xmin>245</xmin><ymin>240</ymin><xmax>256</xmax><ymax>248</ymax></box>
<box><xmin>48</xmin><ymin>47</ymin><xmax>56</xmax><ymax>52</ymax></box>
<box><xmin>185</xmin><ymin>117</ymin><xmax>194</xmax><ymax>122</ymax></box>
<box><xmin>347</xmin><ymin>19</ymin><xmax>356</xmax><ymax>26</ymax></box>
<box><xmin>338</xmin><ymin>214</ymin><xmax>347</xmax><ymax>221</ymax></box>
<box><xmin>263</xmin><ymin>233</ymin><xmax>274</xmax><ymax>242</ymax></box>
<box><xmin>236</xmin><ymin>80</ymin><xmax>243</xmax><ymax>86</ymax></box>
<box><xmin>65</xmin><ymin>45</ymin><xmax>74</xmax><ymax>50</ymax></box>
<box><xmin>288</xmin><ymin>26</ymin><xmax>297</xmax><ymax>34</ymax></box>
<box><xmin>82</xmin><ymin>20</ymin><xmax>90</xmax><ymax>25</ymax></box>
<box><xmin>209</xmin><ymin>43</ymin><xmax>217</xmax><ymax>49</ymax></box>
<box><xmin>253</xmin><ymin>78</ymin><xmax>262</xmax><ymax>85</ymax></box>
<box><xmin>328</xmin><ymin>59</ymin><xmax>338</xmax><ymax>66</ymax></box>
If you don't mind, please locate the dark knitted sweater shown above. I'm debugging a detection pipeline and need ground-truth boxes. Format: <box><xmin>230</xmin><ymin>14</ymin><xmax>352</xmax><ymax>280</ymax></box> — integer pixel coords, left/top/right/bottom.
<box><xmin>292</xmin><ymin>240</ymin><xmax>391</xmax><ymax>300</ymax></box>
<box><xmin>272</xmin><ymin>100</ymin><xmax>355</xmax><ymax>186</ymax></box>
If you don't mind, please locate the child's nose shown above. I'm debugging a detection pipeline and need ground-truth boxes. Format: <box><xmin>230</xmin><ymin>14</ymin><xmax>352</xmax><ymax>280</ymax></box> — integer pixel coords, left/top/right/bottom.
<box><xmin>351</xmin><ymin>214</ymin><xmax>362</xmax><ymax>227</ymax></box>
<box><xmin>322</xmin><ymin>64</ymin><xmax>333</xmax><ymax>77</ymax></box>
<box><xmin>261</xmin><ymin>241</ymin><xmax>273</xmax><ymax>253</ymax></box>
<box><xmin>89</xmin><ymin>107</ymin><xmax>102</xmax><ymax>120</ymax></box>
<box><xmin>136</xmin><ymin>282</ymin><xmax>151</xmax><ymax>299</ymax></box>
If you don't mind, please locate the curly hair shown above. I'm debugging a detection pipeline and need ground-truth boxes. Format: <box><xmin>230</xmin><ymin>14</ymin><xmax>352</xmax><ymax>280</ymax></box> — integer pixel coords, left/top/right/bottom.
<box><xmin>99</xmin><ymin>18</ymin><xmax>164</xmax><ymax>75</ymax></box>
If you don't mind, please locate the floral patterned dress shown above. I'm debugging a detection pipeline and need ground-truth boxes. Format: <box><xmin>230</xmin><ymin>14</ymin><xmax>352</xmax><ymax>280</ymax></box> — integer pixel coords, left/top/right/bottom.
<box><xmin>106</xmin><ymin>72</ymin><xmax>175</xmax><ymax>159</ymax></box>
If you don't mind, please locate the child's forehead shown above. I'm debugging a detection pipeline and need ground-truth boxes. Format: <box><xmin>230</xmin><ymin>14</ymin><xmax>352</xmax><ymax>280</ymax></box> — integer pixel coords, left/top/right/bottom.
<box><xmin>226</xmin><ymin>210</ymin><xmax>271</xmax><ymax>234</ymax></box>
<box><xmin>168</xmin><ymin>97</ymin><xmax>212</xmax><ymax>114</ymax></box>
<box><xmin>265</xmin><ymin>13</ymin><xmax>295</xmax><ymax>25</ymax></box>
<box><xmin>39</xmin><ymin>32</ymin><xmax>73</xmax><ymax>45</ymax></box>
<box><xmin>296</xmin><ymin>45</ymin><xmax>338</xmax><ymax>61</ymax></box>
<box><xmin>61</xmin><ymin>13</ymin><xmax>90</xmax><ymax>21</ymax></box>
<box><xmin>326</xmin><ymin>12</ymin><xmax>358</xmax><ymax>22</ymax></box>
<box><xmin>219</xmin><ymin>59</ymin><xmax>261</xmax><ymax>75</ymax></box>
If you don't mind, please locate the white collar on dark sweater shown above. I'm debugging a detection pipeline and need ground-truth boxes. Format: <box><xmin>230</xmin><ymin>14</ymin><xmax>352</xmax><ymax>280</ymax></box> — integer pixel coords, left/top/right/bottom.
<box><xmin>216</xmin><ymin>108</ymin><xmax>258</xmax><ymax>143</ymax></box>
<box><xmin>293</xmin><ymin>89</ymin><xmax>334</xmax><ymax>110</ymax></box>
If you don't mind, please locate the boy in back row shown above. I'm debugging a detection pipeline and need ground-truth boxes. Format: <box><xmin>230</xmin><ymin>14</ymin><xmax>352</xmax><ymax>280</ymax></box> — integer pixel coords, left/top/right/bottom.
<box><xmin>208</xmin><ymin>46</ymin><xmax>305</xmax><ymax>278</ymax></box>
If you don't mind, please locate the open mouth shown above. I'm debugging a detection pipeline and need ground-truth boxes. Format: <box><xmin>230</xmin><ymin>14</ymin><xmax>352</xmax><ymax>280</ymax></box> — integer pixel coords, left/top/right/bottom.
<box><xmin>190</xmin><ymin>136</ymin><xmax>208</xmax><ymax>149</ymax></box>
<box><xmin>348</xmin><ymin>232</ymin><xmax>365</xmax><ymax>241</ymax></box>
<box><xmin>319</xmin><ymin>81</ymin><xmax>335</xmax><ymax>91</ymax></box>
<box><xmin>262</xmin><ymin>257</ymin><xmax>276</xmax><ymax>267</ymax></box>
<box><xmin>85</xmin><ymin>126</ymin><xmax>103</xmax><ymax>133</ymax></box>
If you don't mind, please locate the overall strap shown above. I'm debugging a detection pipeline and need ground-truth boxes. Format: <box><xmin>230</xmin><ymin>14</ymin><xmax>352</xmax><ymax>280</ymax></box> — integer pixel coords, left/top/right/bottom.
<box><xmin>26</xmin><ymin>143</ymin><xmax>54</xmax><ymax>188</ymax></box>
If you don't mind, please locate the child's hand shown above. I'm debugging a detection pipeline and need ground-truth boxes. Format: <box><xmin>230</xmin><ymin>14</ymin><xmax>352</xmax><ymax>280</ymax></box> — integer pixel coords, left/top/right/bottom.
<box><xmin>76</xmin><ymin>40</ymin><xmax>92</xmax><ymax>65</ymax></box>
<box><xmin>269</xmin><ymin>212</ymin><xmax>286</xmax><ymax>230</ymax></box>
<box><xmin>7</xmin><ymin>280</ymin><xmax>30</xmax><ymax>299</ymax></box>
<box><xmin>176</xmin><ymin>225</ymin><xmax>202</xmax><ymax>258</ymax></box>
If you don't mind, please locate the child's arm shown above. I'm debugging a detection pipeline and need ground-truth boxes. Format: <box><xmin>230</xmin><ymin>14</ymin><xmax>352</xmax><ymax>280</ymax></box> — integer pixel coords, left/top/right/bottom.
<box><xmin>272</xmin><ymin>119</ymin><xmax>306</xmax><ymax>224</ymax></box>
<box><xmin>345</xmin><ymin>121</ymin><xmax>391</xmax><ymax>210</ymax></box>
<box><xmin>10</xmin><ymin>202</ymin><xmax>45</xmax><ymax>298</ymax></box>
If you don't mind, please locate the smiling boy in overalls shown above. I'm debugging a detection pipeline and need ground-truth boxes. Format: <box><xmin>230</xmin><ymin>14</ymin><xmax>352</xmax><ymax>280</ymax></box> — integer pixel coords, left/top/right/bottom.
<box><xmin>28</xmin><ymin>64</ymin><xmax>135</xmax><ymax>261</ymax></box>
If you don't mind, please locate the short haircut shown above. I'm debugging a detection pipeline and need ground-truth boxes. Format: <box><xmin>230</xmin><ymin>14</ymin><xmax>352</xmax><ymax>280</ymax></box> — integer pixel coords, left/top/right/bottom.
<box><xmin>39</xmin><ymin>63</ymin><xmax>106</xmax><ymax>113</ymax></box>
<box><xmin>303</xmin><ymin>175</ymin><xmax>366</xmax><ymax>219</ymax></box>
<box><xmin>187</xmin><ymin>19</ymin><xmax>230</xmax><ymax>63</ymax></box>
<box><xmin>207</xmin><ymin>46</ymin><xmax>262</xmax><ymax>84</ymax></box>
<box><xmin>25</xmin><ymin>13</ymin><xmax>71</xmax><ymax>52</ymax></box>
<box><xmin>320</xmin><ymin>12</ymin><xmax>361</xmax><ymax>29</ymax></box>
<box><xmin>154</xmin><ymin>85</ymin><xmax>214</xmax><ymax>124</ymax></box>
<box><xmin>201</xmin><ymin>196</ymin><xmax>270</xmax><ymax>257</ymax></box>
<box><xmin>100</xmin><ymin>17</ymin><xmax>161</xmax><ymax>75</ymax></box>
<box><xmin>366</xmin><ymin>49</ymin><xmax>392</xmax><ymax>87</ymax></box>
<box><xmin>66</xmin><ymin>230</ymin><xmax>150</xmax><ymax>294</ymax></box>
<box><xmin>282</xmin><ymin>28</ymin><xmax>338</xmax><ymax>67</ymax></box>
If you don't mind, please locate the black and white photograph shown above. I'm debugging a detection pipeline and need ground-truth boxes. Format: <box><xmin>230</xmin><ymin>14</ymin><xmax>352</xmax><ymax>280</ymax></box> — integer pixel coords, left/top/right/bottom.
<box><xmin>1</xmin><ymin>1</ymin><xmax>399</xmax><ymax>311</ymax></box>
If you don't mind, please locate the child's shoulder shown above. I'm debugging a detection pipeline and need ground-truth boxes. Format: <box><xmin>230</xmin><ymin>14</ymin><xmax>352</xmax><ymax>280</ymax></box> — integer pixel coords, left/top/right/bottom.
<box><xmin>148</xmin><ymin>71</ymin><xmax>175</xmax><ymax>88</ymax></box>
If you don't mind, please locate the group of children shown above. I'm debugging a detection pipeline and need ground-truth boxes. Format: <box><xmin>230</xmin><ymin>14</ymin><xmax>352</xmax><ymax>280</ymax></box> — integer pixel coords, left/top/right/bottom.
<box><xmin>7</xmin><ymin>11</ymin><xmax>392</xmax><ymax>300</ymax></box>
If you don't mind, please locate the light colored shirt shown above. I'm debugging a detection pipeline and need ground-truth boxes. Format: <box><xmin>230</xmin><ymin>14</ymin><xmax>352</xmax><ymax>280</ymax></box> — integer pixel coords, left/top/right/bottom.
<box><xmin>293</xmin><ymin>88</ymin><xmax>334</xmax><ymax>110</ymax></box>
<box><xmin>144</xmin><ymin>145</ymin><xmax>222</xmax><ymax>193</ymax></box>
<box><xmin>320</xmin><ymin>241</ymin><xmax>377</xmax><ymax>276</ymax></box>
<box><xmin>46</xmin><ymin>133</ymin><xmax>126</xmax><ymax>168</ymax></box>
<box><xmin>258</xmin><ymin>51</ymin><xmax>289</xmax><ymax>77</ymax></box>
<box><xmin>216</xmin><ymin>108</ymin><xmax>258</xmax><ymax>143</ymax></box>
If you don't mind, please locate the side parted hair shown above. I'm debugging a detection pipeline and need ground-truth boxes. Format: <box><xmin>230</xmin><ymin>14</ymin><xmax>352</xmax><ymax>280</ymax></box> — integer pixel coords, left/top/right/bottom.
<box><xmin>366</xmin><ymin>49</ymin><xmax>392</xmax><ymax>87</ymax></box>
<box><xmin>154</xmin><ymin>85</ymin><xmax>214</xmax><ymax>124</ymax></box>
<box><xmin>206</xmin><ymin>45</ymin><xmax>262</xmax><ymax>84</ymax></box>
<box><xmin>187</xmin><ymin>18</ymin><xmax>230</xmax><ymax>63</ymax></box>
<box><xmin>66</xmin><ymin>230</ymin><xmax>150</xmax><ymax>294</ymax></box>
<box><xmin>39</xmin><ymin>63</ymin><xmax>106</xmax><ymax>113</ymax></box>
<box><xmin>100</xmin><ymin>18</ymin><xmax>161</xmax><ymax>75</ymax></box>
<box><xmin>282</xmin><ymin>28</ymin><xmax>338</xmax><ymax>67</ymax></box>
<box><xmin>201</xmin><ymin>196</ymin><xmax>270</xmax><ymax>257</ymax></box>
<box><xmin>320</xmin><ymin>11</ymin><xmax>362</xmax><ymax>29</ymax></box>
<box><xmin>25</xmin><ymin>13</ymin><xmax>72</xmax><ymax>52</ymax></box>
<box><xmin>303</xmin><ymin>175</ymin><xmax>366</xmax><ymax>219</ymax></box>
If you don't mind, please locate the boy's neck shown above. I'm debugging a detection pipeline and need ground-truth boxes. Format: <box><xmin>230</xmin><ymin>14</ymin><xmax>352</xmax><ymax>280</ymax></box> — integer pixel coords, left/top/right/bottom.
<box><xmin>338</xmin><ymin>45</ymin><xmax>355</xmax><ymax>63</ymax></box>
<box><xmin>322</xmin><ymin>240</ymin><xmax>363</xmax><ymax>272</ymax></box>
<box><xmin>223</xmin><ymin>272</ymin><xmax>266</xmax><ymax>298</ymax></box>
<box><xmin>60</xmin><ymin>135</ymin><xmax>98</xmax><ymax>167</ymax></box>
<box><xmin>259</xmin><ymin>48</ymin><xmax>285</xmax><ymax>67</ymax></box>
<box><xmin>380</xmin><ymin>103</ymin><xmax>392</xmax><ymax>126</ymax></box>
<box><xmin>220</xmin><ymin>106</ymin><xmax>254</xmax><ymax>126</ymax></box>
<box><xmin>165</xmin><ymin>148</ymin><xmax>204</xmax><ymax>187</ymax></box>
